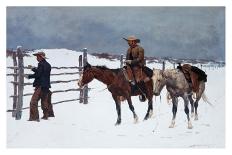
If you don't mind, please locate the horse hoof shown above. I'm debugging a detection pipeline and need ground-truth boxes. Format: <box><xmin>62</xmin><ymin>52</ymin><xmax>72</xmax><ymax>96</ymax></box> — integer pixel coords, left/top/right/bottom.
<box><xmin>115</xmin><ymin>122</ymin><xmax>121</xmax><ymax>126</ymax></box>
<box><xmin>143</xmin><ymin>116</ymin><xmax>148</xmax><ymax>121</ymax></box>
<box><xmin>194</xmin><ymin>116</ymin><xmax>199</xmax><ymax>121</ymax></box>
<box><xmin>134</xmin><ymin>117</ymin><xmax>139</xmax><ymax>124</ymax></box>
<box><xmin>169</xmin><ymin>120</ymin><xmax>175</xmax><ymax>128</ymax></box>
<box><xmin>115</xmin><ymin>120</ymin><xmax>121</xmax><ymax>126</ymax></box>
<box><xmin>144</xmin><ymin>111</ymin><xmax>153</xmax><ymax>121</ymax></box>
<box><xmin>191</xmin><ymin>113</ymin><xmax>194</xmax><ymax>118</ymax></box>
<box><xmin>148</xmin><ymin>111</ymin><xmax>153</xmax><ymax>118</ymax></box>
<box><xmin>188</xmin><ymin>122</ymin><xmax>193</xmax><ymax>129</ymax></box>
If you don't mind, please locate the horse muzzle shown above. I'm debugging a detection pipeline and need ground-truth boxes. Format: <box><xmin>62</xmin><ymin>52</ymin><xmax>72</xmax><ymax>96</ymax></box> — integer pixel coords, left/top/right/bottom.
<box><xmin>77</xmin><ymin>80</ymin><xmax>83</xmax><ymax>88</ymax></box>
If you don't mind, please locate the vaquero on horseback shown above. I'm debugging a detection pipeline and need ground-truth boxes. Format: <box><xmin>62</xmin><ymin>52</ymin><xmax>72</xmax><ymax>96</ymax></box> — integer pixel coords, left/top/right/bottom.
<box><xmin>123</xmin><ymin>36</ymin><xmax>153</xmax><ymax>102</ymax></box>
<box><xmin>152</xmin><ymin>63</ymin><xmax>209</xmax><ymax>129</ymax></box>
<box><xmin>77</xmin><ymin>36</ymin><xmax>154</xmax><ymax>125</ymax></box>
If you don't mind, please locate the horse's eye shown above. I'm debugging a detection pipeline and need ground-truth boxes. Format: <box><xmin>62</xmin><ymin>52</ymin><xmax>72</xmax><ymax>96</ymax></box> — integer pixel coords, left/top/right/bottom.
<box><xmin>157</xmin><ymin>79</ymin><xmax>161</xmax><ymax>82</ymax></box>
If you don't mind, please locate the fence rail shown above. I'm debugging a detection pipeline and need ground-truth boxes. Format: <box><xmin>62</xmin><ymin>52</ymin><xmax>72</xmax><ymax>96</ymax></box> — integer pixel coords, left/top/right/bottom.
<box><xmin>7</xmin><ymin>66</ymin><xmax>82</xmax><ymax>70</ymax></box>
<box><xmin>7</xmin><ymin>97</ymin><xmax>87</xmax><ymax>112</ymax></box>
<box><xmin>9</xmin><ymin>88</ymin><xmax>91</xmax><ymax>98</ymax></box>
<box><xmin>7</xmin><ymin>71</ymin><xmax>82</xmax><ymax>76</ymax></box>
<box><xmin>7</xmin><ymin>47</ymin><xmax>89</xmax><ymax>120</ymax></box>
<box><xmin>10</xmin><ymin>78</ymin><xmax>80</xmax><ymax>86</ymax></box>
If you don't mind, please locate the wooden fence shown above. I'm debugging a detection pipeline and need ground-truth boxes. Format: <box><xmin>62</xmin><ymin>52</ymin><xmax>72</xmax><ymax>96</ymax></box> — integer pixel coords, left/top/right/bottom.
<box><xmin>7</xmin><ymin>47</ymin><xmax>89</xmax><ymax>120</ymax></box>
<box><xmin>7</xmin><ymin>48</ymin><xmax>177</xmax><ymax>120</ymax></box>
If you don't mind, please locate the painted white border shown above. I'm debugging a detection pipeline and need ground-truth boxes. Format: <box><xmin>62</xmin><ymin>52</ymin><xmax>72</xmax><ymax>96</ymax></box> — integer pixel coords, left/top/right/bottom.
<box><xmin>0</xmin><ymin>0</ymin><xmax>231</xmax><ymax>155</ymax></box>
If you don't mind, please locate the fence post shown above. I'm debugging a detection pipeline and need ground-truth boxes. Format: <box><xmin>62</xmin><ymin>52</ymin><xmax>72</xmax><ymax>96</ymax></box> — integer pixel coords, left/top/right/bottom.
<box><xmin>120</xmin><ymin>54</ymin><xmax>123</xmax><ymax>68</ymax></box>
<box><xmin>78</xmin><ymin>55</ymin><xmax>83</xmax><ymax>103</ymax></box>
<box><xmin>83</xmin><ymin>48</ymin><xmax>88</xmax><ymax>104</ymax></box>
<box><xmin>15</xmin><ymin>46</ymin><xmax>24</xmax><ymax>120</ymax></box>
<box><xmin>162</xmin><ymin>61</ymin><xmax>165</xmax><ymax>71</ymax></box>
<box><xmin>173</xmin><ymin>63</ymin><xmax>175</xmax><ymax>69</ymax></box>
<box><xmin>12</xmin><ymin>52</ymin><xmax>18</xmax><ymax>117</ymax></box>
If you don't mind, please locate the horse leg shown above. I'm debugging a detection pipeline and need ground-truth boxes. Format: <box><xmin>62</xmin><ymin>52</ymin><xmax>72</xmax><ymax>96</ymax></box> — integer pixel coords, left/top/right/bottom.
<box><xmin>188</xmin><ymin>93</ymin><xmax>194</xmax><ymax>117</ymax></box>
<box><xmin>183</xmin><ymin>95</ymin><xmax>193</xmax><ymax>129</ymax></box>
<box><xmin>194</xmin><ymin>98</ymin><xmax>199</xmax><ymax>121</ymax></box>
<box><xmin>112</xmin><ymin>95</ymin><xmax>121</xmax><ymax>125</ymax></box>
<box><xmin>126</xmin><ymin>97</ymin><xmax>139</xmax><ymax>123</ymax></box>
<box><xmin>194</xmin><ymin>82</ymin><xmax>205</xmax><ymax>121</ymax></box>
<box><xmin>169</xmin><ymin>97</ymin><xmax>178</xmax><ymax>128</ymax></box>
<box><xmin>144</xmin><ymin>85</ymin><xmax>153</xmax><ymax>120</ymax></box>
<box><xmin>144</xmin><ymin>99</ymin><xmax>153</xmax><ymax>120</ymax></box>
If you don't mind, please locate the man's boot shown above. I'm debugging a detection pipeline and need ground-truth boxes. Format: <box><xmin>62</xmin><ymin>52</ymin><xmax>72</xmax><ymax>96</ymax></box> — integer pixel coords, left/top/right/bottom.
<box><xmin>28</xmin><ymin>118</ymin><xmax>40</xmax><ymax>122</ymax></box>
<box><xmin>47</xmin><ymin>91</ymin><xmax>55</xmax><ymax>117</ymax></box>
<box><xmin>138</xmin><ymin>81</ymin><xmax>147</xmax><ymax>102</ymax></box>
<box><xmin>130</xmin><ymin>80</ymin><xmax>137</xmax><ymax>95</ymax></box>
<box><xmin>41</xmin><ymin>116</ymin><xmax>48</xmax><ymax>120</ymax></box>
<box><xmin>41</xmin><ymin>113</ymin><xmax>49</xmax><ymax>120</ymax></box>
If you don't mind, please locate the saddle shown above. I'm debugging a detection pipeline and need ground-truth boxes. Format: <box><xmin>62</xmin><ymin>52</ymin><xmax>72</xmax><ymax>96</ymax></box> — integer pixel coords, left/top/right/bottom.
<box><xmin>122</xmin><ymin>66</ymin><xmax>152</xmax><ymax>102</ymax></box>
<box><xmin>122</xmin><ymin>66</ymin><xmax>136</xmax><ymax>83</ymax></box>
<box><xmin>177</xmin><ymin>64</ymin><xmax>207</xmax><ymax>92</ymax></box>
<box><xmin>122</xmin><ymin>65</ymin><xmax>153</xmax><ymax>83</ymax></box>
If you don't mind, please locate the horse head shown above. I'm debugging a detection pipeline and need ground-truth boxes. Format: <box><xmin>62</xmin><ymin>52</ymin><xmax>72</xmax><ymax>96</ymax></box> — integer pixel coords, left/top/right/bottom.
<box><xmin>77</xmin><ymin>62</ymin><xmax>95</xmax><ymax>88</ymax></box>
<box><xmin>152</xmin><ymin>68</ymin><xmax>166</xmax><ymax>96</ymax></box>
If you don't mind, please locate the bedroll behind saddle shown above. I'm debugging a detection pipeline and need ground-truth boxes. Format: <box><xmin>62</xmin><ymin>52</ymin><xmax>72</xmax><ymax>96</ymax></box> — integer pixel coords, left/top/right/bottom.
<box><xmin>178</xmin><ymin>64</ymin><xmax>207</xmax><ymax>92</ymax></box>
<box><xmin>191</xmin><ymin>66</ymin><xmax>207</xmax><ymax>82</ymax></box>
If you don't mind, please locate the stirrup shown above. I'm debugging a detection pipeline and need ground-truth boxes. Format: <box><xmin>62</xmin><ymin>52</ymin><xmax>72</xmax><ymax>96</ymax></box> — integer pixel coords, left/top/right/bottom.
<box><xmin>129</xmin><ymin>80</ymin><xmax>135</xmax><ymax>85</ymax></box>
<box><xmin>131</xmin><ymin>84</ymin><xmax>137</xmax><ymax>94</ymax></box>
<box><xmin>139</xmin><ymin>94</ymin><xmax>146</xmax><ymax>102</ymax></box>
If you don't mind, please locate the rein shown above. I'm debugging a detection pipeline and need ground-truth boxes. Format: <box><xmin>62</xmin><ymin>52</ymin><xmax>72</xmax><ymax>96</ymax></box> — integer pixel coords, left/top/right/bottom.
<box><xmin>98</xmin><ymin>84</ymin><xmax>113</xmax><ymax>92</ymax></box>
<box><xmin>98</xmin><ymin>87</ymin><xmax>108</xmax><ymax>92</ymax></box>
<box><xmin>97</xmin><ymin>68</ymin><xmax>125</xmax><ymax>92</ymax></box>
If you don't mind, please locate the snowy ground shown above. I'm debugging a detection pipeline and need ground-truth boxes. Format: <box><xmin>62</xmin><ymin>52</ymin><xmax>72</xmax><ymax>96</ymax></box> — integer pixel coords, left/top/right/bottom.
<box><xmin>7</xmin><ymin>49</ymin><xmax>225</xmax><ymax>148</ymax></box>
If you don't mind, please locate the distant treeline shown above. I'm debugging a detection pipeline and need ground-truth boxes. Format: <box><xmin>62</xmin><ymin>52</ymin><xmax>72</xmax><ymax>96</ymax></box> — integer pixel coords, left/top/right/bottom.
<box><xmin>6</xmin><ymin>49</ymin><xmax>225</xmax><ymax>66</ymax></box>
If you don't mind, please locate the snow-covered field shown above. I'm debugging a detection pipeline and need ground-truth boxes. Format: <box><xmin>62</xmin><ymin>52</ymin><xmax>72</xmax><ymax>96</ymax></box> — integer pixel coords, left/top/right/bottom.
<box><xmin>7</xmin><ymin>49</ymin><xmax>225</xmax><ymax>148</ymax></box>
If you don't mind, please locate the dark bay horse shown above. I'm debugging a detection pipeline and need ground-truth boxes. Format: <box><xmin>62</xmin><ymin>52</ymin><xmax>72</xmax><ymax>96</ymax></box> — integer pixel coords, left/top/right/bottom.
<box><xmin>77</xmin><ymin>62</ymin><xmax>154</xmax><ymax>125</ymax></box>
<box><xmin>152</xmin><ymin>68</ymin><xmax>206</xmax><ymax>129</ymax></box>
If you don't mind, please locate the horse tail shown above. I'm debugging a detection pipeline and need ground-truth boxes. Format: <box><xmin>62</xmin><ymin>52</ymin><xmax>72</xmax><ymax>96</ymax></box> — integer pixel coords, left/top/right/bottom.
<box><xmin>201</xmin><ymin>92</ymin><xmax>213</xmax><ymax>107</ymax></box>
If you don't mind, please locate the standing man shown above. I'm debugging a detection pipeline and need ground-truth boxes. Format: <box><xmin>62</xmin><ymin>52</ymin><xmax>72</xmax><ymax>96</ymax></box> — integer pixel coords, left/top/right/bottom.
<box><xmin>26</xmin><ymin>51</ymin><xmax>54</xmax><ymax>121</ymax></box>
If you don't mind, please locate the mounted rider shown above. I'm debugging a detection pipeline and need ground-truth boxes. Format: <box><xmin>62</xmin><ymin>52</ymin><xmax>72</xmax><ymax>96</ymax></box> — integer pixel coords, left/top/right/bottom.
<box><xmin>123</xmin><ymin>36</ymin><xmax>153</xmax><ymax>99</ymax></box>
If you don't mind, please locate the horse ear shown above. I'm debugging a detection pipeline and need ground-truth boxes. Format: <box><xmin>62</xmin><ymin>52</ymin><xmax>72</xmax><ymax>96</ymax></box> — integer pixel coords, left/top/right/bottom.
<box><xmin>85</xmin><ymin>61</ymin><xmax>89</xmax><ymax>66</ymax></box>
<box><xmin>87</xmin><ymin>62</ymin><xmax>92</xmax><ymax>67</ymax></box>
<box><xmin>84</xmin><ymin>62</ymin><xmax>91</xmax><ymax>70</ymax></box>
<box><xmin>160</xmin><ymin>70</ymin><xmax>164</xmax><ymax>76</ymax></box>
<box><xmin>161</xmin><ymin>70</ymin><xmax>167</xmax><ymax>78</ymax></box>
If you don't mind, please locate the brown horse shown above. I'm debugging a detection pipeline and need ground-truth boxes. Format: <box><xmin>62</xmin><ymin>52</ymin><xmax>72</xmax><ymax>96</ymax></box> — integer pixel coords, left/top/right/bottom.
<box><xmin>77</xmin><ymin>62</ymin><xmax>154</xmax><ymax>125</ymax></box>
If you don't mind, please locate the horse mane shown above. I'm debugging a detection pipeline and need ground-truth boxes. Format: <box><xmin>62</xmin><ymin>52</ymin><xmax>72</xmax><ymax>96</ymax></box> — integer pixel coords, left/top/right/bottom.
<box><xmin>95</xmin><ymin>65</ymin><xmax>121</xmax><ymax>74</ymax></box>
<box><xmin>162</xmin><ymin>69</ymin><xmax>182</xmax><ymax>79</ymax></box>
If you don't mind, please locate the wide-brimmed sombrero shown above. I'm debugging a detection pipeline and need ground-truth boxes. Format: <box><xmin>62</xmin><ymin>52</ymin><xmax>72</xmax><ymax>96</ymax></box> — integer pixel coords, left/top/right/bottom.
<box><xmin>33</xmin><ymin>51</ymin><xmax>48</xmax><ymax>59</ymax></box>
<box><xmin>123</xmin><ymin>36</ymin><xmax>140</xmax><ymax>43</ymax></box>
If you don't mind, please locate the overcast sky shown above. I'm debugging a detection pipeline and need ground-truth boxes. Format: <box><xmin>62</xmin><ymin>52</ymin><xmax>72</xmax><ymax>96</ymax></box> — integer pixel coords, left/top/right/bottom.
<box><xmin>7</xmin><ymin>7</ymin><xmax>225</xmax><ymax>61</ymax></box>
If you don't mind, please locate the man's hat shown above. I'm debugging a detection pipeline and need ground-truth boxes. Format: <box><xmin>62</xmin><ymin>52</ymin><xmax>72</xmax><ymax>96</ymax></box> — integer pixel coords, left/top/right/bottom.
<box><xmin>33</xmin><ymin>51</ymin><xmax>47</xmax><ymax>59</ymax></box>
<box><xmin>123</xmin><ymin>36</ymin><xmax>140</xmax><ymax>43</ymax></box>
